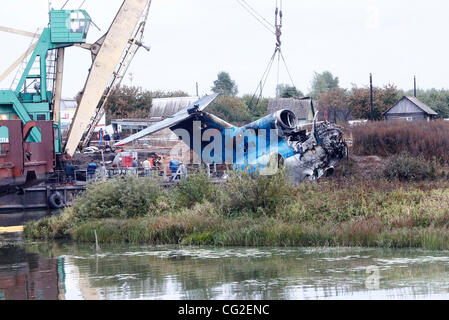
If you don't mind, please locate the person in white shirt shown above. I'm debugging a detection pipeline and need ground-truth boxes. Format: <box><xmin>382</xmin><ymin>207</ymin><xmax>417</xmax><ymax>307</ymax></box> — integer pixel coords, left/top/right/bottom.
<box><xmin>142</xmin><ymin>159</ymin><xmax>151</xmax><ymax>176</ymax></box>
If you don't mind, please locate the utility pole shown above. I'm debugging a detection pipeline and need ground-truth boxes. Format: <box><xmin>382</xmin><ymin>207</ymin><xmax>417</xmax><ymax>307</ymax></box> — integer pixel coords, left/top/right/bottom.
<box><xmin>414</xmin><ymin>75</ymin><xmax>417</xmax><ymax>97</ymax></box>
<box><xmin>196</xmin><ymin>82</ymin><xmax>199</xmax><ymax>97</ymax></box>
<box><xmin>370</xmin><ymin>73</ymin><xmax>374</xmax><ymax>121</ymax></box>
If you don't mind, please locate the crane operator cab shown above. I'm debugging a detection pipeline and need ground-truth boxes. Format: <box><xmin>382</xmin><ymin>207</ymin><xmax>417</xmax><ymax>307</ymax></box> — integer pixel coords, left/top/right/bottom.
<box><xmin>50</xmin><ymin>10</ymin><xmax>95</xmax><ymax>43</ymax></box>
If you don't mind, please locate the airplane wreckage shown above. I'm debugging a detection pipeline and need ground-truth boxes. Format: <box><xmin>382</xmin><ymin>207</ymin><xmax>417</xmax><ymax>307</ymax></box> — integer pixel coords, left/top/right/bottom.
<box><xmin>115</xmin><ymin>93</ymin><xmax>348</xmax><ymax>183</ymax></box>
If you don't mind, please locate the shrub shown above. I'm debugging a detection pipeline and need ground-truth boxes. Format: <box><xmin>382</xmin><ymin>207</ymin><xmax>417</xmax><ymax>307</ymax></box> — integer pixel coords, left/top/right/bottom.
<box><xmin>173</xmin><ymin>171</ymin><xmax>217</xmax><ymax>208</ymax></box>
<box><xmin>383</xmin><ymin>153</ymin><xmax>438</xmax><ymax>182</ymax></box>
<box><xmin>219</xmin><ymin>168</ymin><xmax>296</xmax><ymax>217</ymax></box>
<box><xmin>71</xmin><ymin>175</ymin><xmax>170</xmax><ymax>220</ymax></box>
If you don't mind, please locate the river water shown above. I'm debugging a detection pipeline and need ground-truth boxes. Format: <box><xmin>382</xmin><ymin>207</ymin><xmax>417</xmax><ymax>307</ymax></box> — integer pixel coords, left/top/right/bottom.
<box><xmin>2</xmin><ymin>235</ymin><xmax>449</xmax><ymax>300</ymax></box>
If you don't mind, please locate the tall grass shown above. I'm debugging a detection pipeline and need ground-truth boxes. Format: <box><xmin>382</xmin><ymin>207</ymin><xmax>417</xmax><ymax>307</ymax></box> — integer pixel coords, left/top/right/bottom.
<box><xmin>352</xmin><ymin>121</ymin><xmax>449</xmax><ymax>164</ymax></box>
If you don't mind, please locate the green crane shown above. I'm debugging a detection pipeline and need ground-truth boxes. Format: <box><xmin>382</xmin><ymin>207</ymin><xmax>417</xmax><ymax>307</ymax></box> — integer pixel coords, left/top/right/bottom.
<box><xmin>0</xmin><ymin>9</ymin><xmax>95</xmax><ymax>153</ymax></box>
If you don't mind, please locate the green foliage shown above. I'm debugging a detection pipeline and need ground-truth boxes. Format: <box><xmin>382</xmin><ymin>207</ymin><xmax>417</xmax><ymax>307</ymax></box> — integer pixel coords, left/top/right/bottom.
<box><xmin>208</xmin><ymin>96</ymin><xmax>251</xmax><ymax>123</ymax></box>
<box><xmin>72</xmin><ymin>175</ymin><xmax>170</xmax><ymax>220</ymax></box>
<box><xmin>383</xmin><ymin>153</ymin><xmax>438</xmax><ymax>182</ymax></box>
<box><xmin>276</xmin><ymin>84</ymin><xmax>304</xmax><ymax>98</ymax></box>
<box><xmin>405</xmin><ymin>88</ymin><xmax>449</xmax><ymax>118</ymax></box>
<box><xmin>101</xmin><ymin>86</ymin><xmax>152</xmax><ymax>120</ymax></box>
<box><xmin>96</xmin><ymin>85</ymin><xmax>189</xmax><ymax>121</ymax></box>
<box><xmin>219</xmin><ymin>169</ymin><xmax>296</xmax><ymax>217</ymax></box>
<box><xmin>174</xmin><ymin>171</ymin><xmax>217</xmax><ymax>208</ymax></box>
<box><xmin>24</xmin><ymin>166</ymin><xmax>449</xmax><ymax>250</ymax></box>
<box><xmin>348</xmin><ymin>84</ymin><xmax>401</xmax><ymax>120</ymax></box>
<box><xmin>241</xmin><ymin>95</ymin><xmax>268</xmax><ymax>120</ymax></box>
<box><xmin>211</xmin><ymin>72</ymin><xmax>238</xmax><ymax>96</ymax></box>
<box><xmin>310</xmin><ymin>71</ymin><xmax>340</xmax><ymax>97</ymax></box>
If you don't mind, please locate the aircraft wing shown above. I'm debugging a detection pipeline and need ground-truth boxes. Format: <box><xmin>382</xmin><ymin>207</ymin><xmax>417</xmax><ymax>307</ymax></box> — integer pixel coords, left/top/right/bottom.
<box><xmin>114</xmin><ymin>93</ymin><xmax>220</xmax><ymax>147</ymax></box>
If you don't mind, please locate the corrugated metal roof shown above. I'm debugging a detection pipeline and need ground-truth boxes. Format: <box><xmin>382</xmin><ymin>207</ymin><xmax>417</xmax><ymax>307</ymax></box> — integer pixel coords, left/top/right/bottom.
<box><xmin>150</xmin><ymin>96</ymin><xmax>199</xmax><ymax>118</ymax></box>
<box><xmin>60</xmin><ymin>98</ymin><xmax>78</xmax><ymax>111</ymax></box>
<box><xmin>268</xmin><ymin>98</ymin><xmax>314</xmax><ymax>120</ymax></box>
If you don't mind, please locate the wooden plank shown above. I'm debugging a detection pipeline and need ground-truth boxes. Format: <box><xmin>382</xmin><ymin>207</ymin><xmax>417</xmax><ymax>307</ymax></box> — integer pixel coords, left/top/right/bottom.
<box><xmin>0</xmin><ymin>26</ymin><xmax>39</xmax><ymax>38</ymax></box>
<box><xmin>0</xmin><ymin>226</ymin><xmax>24</xmax><ymax>234</ymax></box>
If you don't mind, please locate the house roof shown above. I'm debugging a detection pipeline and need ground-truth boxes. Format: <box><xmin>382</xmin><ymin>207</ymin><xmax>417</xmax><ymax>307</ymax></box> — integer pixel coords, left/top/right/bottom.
<box><xmin>60</xmin><ymin>98</ymin><xmax>78</xmax><ymax>111</ymax></box>
<box><xmin>384</xmin><ymin>96</ymin><xmax>438</xmax><ymax>116</ymax></box>
<box><xmin>268</xmin><ymin>97</ymin><xmax>315</xmax><ymax>119</ymax></box>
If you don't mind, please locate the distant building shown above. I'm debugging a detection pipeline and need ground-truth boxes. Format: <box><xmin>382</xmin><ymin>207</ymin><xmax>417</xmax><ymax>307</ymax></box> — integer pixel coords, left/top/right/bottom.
<box><xmin>60</xmin><ymin>98</ymin><xmax>106</xmax><ymax>135</ymax></box>
<box><xmin>384</xmin><ymin>96</ymin><xmax>438</xmax><ymax>122</ymax></box>
<box><xmin>268</xmin><ymin>97</ymin><xmax>315</xmax><ymax>125</ymax></box>
<box><xmin>60</xmin><ymin>99</ymin><xmax>78</xmax><ymax>132</ymax></box>
<box><xmin>150</xmin><ymin>96</ymin><xmax>200</xmax><ymax>118</ymax></box>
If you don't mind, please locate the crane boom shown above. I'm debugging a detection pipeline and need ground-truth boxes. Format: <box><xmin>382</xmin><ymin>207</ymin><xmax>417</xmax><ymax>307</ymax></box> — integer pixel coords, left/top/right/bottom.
<box><xmin>64</xmin><ymin>0</ymin><xmax>150</xmax><ymax>156</ymax></box>
<box><xmin>79</xmin><ymin>2</ymin><xmax>151</xmax><ymax>151</ymax></box>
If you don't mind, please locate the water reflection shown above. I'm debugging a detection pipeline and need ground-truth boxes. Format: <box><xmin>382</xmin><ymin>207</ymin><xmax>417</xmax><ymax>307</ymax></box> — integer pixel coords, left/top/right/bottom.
<box><xmin>1</xmin><ymin>243</ymin><xmax>449</xmax><ymax>300</ymax></box>
<box><xmin>0</xmin><ymin>245</ymin><xmax>64</xmax><ymax>300</ymax></box>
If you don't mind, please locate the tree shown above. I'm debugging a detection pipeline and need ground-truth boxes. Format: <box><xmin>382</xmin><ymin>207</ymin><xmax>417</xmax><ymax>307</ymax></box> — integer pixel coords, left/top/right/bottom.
<box><xmin>212</xmin><ymin>72</ymin><xmax>238</xmax><ymax>96</ymax></box>
<box><xmin>208</xmin><ymin>96</ymin><xmax>251</xmax><ymax>124</ymax></box>
<box><xmin>405</xmin><ymin>89</ymin><xmax>449</xmax><ymax>118</ymax></box>
<box><xmin>348</xmin><ymin>84</ymin><xmax>401</xmax><ymax>120</ymax></box>
<box><xmin>104</xmin><ymin>86</ymin><xmax>152</xmax><ymax>121</ymax></box>
<box><xmin>276</xmin><ymin>84</ymin><xmax>304</xmax><ymax>99</ymax></box>
<box><xmin>241</xmin><ymin>94</ymin><xmax>268</xmax><ymax>120</ymax></box>
<box><xmin>318</xmin><ymin>88</ymin><xmax>350</xmax><ymax>123</ymax></box>
<box><xmin>310</xmin><ymin>71</ymin><xmax>339</xmax><ymax>97</ymax></box>
<box><xmin>93</xmin><ymin>86</ymin><xmax>190</xmax><ymax>122</ymax></box>
<box><xmin>150</xmin><ymin>90</ymin><xmax>190</xmax><ymax>99</ymax></box>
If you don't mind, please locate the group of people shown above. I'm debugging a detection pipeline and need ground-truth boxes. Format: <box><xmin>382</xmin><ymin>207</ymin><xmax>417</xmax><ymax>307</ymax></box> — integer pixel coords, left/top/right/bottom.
<box><xmin>142</xmin><ymin>156</ymin><xmax>161</xmax><ymax>176</ymax></box>
<box><xmin>64</xmin><ymin>162</ymin><xmax>98</xmax><ymax>183</ymax></box>
<box><xmin>63</xmin><ymin>151</ymin><xmax>172</xmax><ymax>185</ymax></box>
<box><xmin>97</xmin><ymin>129</ymin><xmax>121</xmax><ymax>149</ymax></box>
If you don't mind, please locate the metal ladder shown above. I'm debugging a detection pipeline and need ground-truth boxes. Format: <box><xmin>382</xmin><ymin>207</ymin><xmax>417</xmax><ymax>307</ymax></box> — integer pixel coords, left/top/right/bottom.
<box><xmin>46</xmin><ymin>49</ymin><xmax>58</xmax><ymax>94</ymax></box>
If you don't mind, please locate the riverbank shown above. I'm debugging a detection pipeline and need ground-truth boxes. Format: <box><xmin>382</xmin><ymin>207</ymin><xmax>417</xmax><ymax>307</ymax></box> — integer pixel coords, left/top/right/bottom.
<box><xmin>23</xmin><ymin>156</ymin><xmax>449</xmax><ymax>250</ymax></box>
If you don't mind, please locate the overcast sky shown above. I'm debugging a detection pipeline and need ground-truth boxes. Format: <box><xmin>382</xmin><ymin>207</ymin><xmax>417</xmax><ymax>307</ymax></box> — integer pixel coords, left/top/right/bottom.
<box><xmin>1</xmin><ymin>0</ymin><xmax>449</xmax><ymax>98</ymax></box>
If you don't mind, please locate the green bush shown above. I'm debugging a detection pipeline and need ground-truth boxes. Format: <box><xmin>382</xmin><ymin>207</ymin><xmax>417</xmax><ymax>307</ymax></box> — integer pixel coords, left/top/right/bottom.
<box><xmin>383</xmin><ymin>153</ymin><xmax>438</xmax><ymax>182</ymax></box>
<box><xmin>173</xmin><ymin>171</ymin><xmax>217</xmax><ymax>208</ymax></box>
<box><xmin>72</xmin><ymin>175</ymin><xmax>170</xmax><ymax>220</ymax></box>
<box><xmin>219</xmin><ymin>168</ymin><xmax>296</xmax><ymax>217</ymax></box>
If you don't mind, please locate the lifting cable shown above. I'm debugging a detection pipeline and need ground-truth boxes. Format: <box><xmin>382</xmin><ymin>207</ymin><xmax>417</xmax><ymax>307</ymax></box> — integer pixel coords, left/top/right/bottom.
<box><xmin>235</xmin><ymin>0</ymin><xmax>275</xmax><ymax>35</ymax></box>
<box><xmin>61</xmin><ymin>0</ymin><xmax>70</xmax><ymax>10</ymax></box>
<box><xmin>240</xmin><ymin>0</ymin><xmax>275</xmax><ymax>32</ymax></box>
<box><xmin>247</xmin><ymin>0</ymin><xmax>296</xmax><ymax>111</ymax></box>
<box><xmin>78</xmin><ymin>0</ymin><xmax>87</xmax><ymax>9</ymax></box>
<box><xmin>248</xmin><ymin>48</ymin><xmax>278</xmax><ymax>109</ymax></box>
